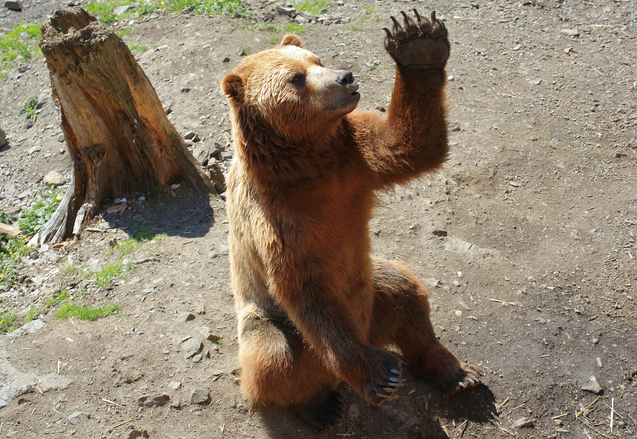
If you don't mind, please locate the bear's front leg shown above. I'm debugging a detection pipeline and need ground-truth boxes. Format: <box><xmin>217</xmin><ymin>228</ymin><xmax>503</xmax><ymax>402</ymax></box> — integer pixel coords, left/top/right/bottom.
<box><xmin>383</xmin><ymin>10</ymin><xmax>450</xmax><ymax>86</ymax></box>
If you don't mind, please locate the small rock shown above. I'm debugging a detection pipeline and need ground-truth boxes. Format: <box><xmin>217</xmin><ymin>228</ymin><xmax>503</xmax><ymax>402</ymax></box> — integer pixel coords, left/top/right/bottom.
<box><xmin>275</xmin><ymin>5</ymin><xmax>296</xmax><ymax>16</ymax></box>
<box><xmin>560</xmin><ymin>28</ymin><xmax>580</xmax><ymax>37</ymax></box>
<box><xmin>36</xmin><ymin>90</ymin><xmax>49</xmax><ymax>109</ymax></box>
<box><xmin>127</xmin><ymin>429</ymin><xmax>150</xmax><ymax>439</ymax></box>
<box><xmin>596</xmin><ymin>357</ymin><xmax>602</xmax><ymax>368</ymax></box>
<box><xmin>408</xmin><ymin>223</ymin><xmax>421</xmax><ymax>232</ymax></box>
<box><xmin>0</xmin><ymin>128</ymin><xmax>6</xmax><ymax>146</ymax></box>
<box><xmin>175</xmin><ymin>311</ymin><xmax>195</xmax><ymax>323</ymax></box>
<box><xmin>512</xmin><ymin>417</ymin><xmax>534</xmax><ymax>428</ymax></box>
<box><xmin>432</xmin><ymin>230</ymin><xmax>448</xmax><ymax>237</ymax></box>
<box><xmin>4</xmin><ymin>1</ymin><xmax>22</xmax><ymax>11</ymax></box>
<box><xmin>44</xmin><ymin>170</ymin><xmax>66</xmax><ymax>186</ymax></box>
<box><xmin>455</xmin><ymin>310</ymin><xmax>463</xmax><ymax>318</ymax></box>
<box><xmin>191</xmin><ymin>389</ymin><xmax>211</xmax><ymax>405</ymax></box>
<box><xmin>452</xmin><ymin>280</ymin><xmax>461</xmax><ymax>287</ymax></box>
<box><xmin>168</xmin><ymin>381</ymin><xmax>181</xmax><ymax>390</ymax></box>
<box><xmin>424</xmin><ymin>278</ymin><xmax>441</xmax><ymax>288</ymax></box>
<box><xmin>180</xmin><ymin>337</ymin><xmax>203</xmax><ymax>359</ymax></box>
<box><xmin>28</xmin><ymin>145</ymin><xmax>42</xmax><ymax>154</ymax></box>
<box><xmin>447</xmin><ymin>75</ymin><xmax>454</xmax><ymax>81</ymax></box>
<box><xmin>68</xmin><ymin>411</ymin><xmax>86</xmax><ymax>425</ymax></box>
<box><xmin>219</xmin><ymin>245</ymin><xmax>230</xmax><ymax>256</ymax></box>
<box><xmin>195</xmin><ymin>326</ymin><xmax>220</xmax><ymax>343</ymax></box>
<box><xmin>138</xmin><ymin>393</ymin><xmax>170</xmax><ymax>407</ymax></box>
<box><xmin>528</xmin><ymin>79</ymin><xmax>541</xmax><ymax>85</ymax></box>
<box><xmin>222</xmin><ymin>56</ymin><xmax>230</xmax><ymax>63</ymax></box>
<box><xmin>581</xmin><ymin>376</ymin><xmax>602</xmax><ymax>394</ymax></box>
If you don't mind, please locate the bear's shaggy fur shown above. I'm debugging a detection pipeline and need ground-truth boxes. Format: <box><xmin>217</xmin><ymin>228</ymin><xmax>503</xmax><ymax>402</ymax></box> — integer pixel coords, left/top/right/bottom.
<box><xmin>222</xmin><ymin>11</ymin><xmax>481</xmax><ymax>429</ymax></box>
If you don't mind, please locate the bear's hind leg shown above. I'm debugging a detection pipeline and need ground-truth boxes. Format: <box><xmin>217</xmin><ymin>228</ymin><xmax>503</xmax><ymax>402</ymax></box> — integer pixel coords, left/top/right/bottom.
<box><xmin>238</xmin><ymin>306</ymin><xmax>344</xmax><ymax>430</ymax></box>
<box><xmin>368</xmin><ymin>259</ymin><xmax>482</xmax><ymax>394</ymax></box>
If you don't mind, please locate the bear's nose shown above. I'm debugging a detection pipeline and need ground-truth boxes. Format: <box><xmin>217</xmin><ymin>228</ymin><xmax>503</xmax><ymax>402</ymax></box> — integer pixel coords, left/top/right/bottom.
<box><xmin>336</xmin><ymin>70</ymin><xmax>355</xmax><ymax>86</ymax></box>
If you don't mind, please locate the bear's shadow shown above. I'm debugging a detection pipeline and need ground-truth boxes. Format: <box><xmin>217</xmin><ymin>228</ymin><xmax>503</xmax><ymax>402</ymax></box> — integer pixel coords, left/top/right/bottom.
<box><xmin>258</xmin><ymin>377</ymin><xmax>496</xmax><ymax>439</ymax></box>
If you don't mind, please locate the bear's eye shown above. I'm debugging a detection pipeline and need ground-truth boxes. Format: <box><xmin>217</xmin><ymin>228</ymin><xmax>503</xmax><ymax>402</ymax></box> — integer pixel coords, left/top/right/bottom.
<box><xmin>290</xmin><ymin>73</ymin><xmax>306</xmax><ymax>88</ymax></box>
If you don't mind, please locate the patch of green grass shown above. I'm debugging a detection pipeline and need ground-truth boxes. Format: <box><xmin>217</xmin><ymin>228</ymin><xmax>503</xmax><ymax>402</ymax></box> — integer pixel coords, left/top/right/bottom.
<box><xmin>58</xmin><ymin>258</ymin><xmax>76</xmax><ymax>274</ymax></box>
<box><xmin>0</xmin><ymin>309</ymin><xmax>19</xmax><ymax>334</ymax></box>
<box><xmin>87</xmin><ymin>261</ymin><xmax>133</xmax><ymax>287</ymax></box>
<box><xmin>126</xmin><ymin>41</ymin><xmax>149</xmax><ymax>55</ymax></box>
<box><xmin>85</xmin><ymin>0</ymin><xmax>134</xmax><ymax>25</ymax></box>
<box><xmin>270</xmin><ymin>35</ymin><xmax>282</xmax><ymax>45</ymax></box>
<box><xmin>258</xmin><ymin>23</ymin><xmax>279</xmax><ymax>32</ymax></box>
<box><xmin>116</xmin><ymin>27</ymin><xmax>133</xmax><ymax>37</ymax></box>
<box><xmin>0</xmin><ymin>210</ymin><xmax>15</xmax><ymax>225</ymax></box>
<box><xmin>18</xmin><ymin>188</ymin><xmax>62</xmax><ymax>235</ymax></box>
<box><xmin>284</xmin><ymin>22</ymin><xmax>305</xmax><ymax>34</ymax></box>
<box><xmin>295</xmin><ymin>0</ymin><xmax>330</xmax><ymax>15</ymax></box>
<box><xmin>360</xmin><ymin>6</ymin><xmax>374</xmax><ymax>21</ymax></box>
<box><xmin>369</xmin><ymin>64</ymin><xmax>377</xmax><ymax>74</ymax></box>
<box><xmin>18</xmin><ymin>98</ymin><xmax>41</xmax><ymax>121</ymax></box>
<box><xmin>350</xmin><ymin>24</ymin><xmax>362</xmax><ymax>31</ymax></box>
<box><xmin>0</xmin><ymin>290</ymin><xmax>70</xmax><ymax>334</ymax></box>
<box><xmin>240</xmin><ymin>46</ymin><xmax>249</xmax><ymax>56</ymax></box>
<box><xmin>1</xmin><ymin>236</ymin><xmax>30</xmax><ymax>285</ymax></box>
<box><xmin>24</xmin><ymin>290</ymin><xmax>69</xmax><ymax>323</ymax></box>
<box><xmin>138</xmin><ymin>0</ymin><xmax>251</xmax><ymax>18</ymax></box>
<box><xmin>55</xmin><ymin>302</ymin><xmax>121</xmax><ymax>321</ymax></box>
<box><xmin>0</xmin><ymin>22</ymin><xmax>42</xmax><ymax>79</ymax></box>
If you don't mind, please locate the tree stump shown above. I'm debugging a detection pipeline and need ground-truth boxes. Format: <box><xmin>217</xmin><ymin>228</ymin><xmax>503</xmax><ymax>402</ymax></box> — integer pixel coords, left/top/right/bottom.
<box><xmin>31</xmin><ymin>7</ymin><xmax>213</xmax><ymax>246</ymax></box>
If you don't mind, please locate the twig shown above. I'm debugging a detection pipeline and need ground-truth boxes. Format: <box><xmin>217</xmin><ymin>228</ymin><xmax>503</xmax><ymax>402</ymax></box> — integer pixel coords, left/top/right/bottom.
<box><xmin>497</xmin><ymin>396</ymin><xmax>510</xmax><ymax>410</ymax></box>
<box><xmin>57</xmin><ymin>359</ymin><xmax>60</xmax><ymax>375</ymax></box>
<box><xmin>30</xmin><ymin>405</ymin><xmax>37</xmax><ymax>416</ymax></box>
<box><xmin>551</xmin><ymin>413</ymin><xmax>568</xmax><ymax>419</ymax></box>
<box><xmin>495</xmin><ymin>421</ymin><xmax>516</xmax><ymax>436</ymax></box>
<box><xmin>576</xmin><ymin>396</ymin><xmax>601</xmax><ymax>418</ymax></box>
<box><xmin>454</xmin><ymin>16</ymin><xmax>478</xmax><ymax>20</ymax></box>
<box><xmin>102</xmin><ymin>398</ymin><xmax>125</xmax><ymax>407</ymax></box>
<box><xmin>601</xmin><ymin>400</ymin><xmax>623</xmax><ymax>419</ymax></box>
<box><xmin>488</xmin><ymin>298</ymin><xmax>518</xmax><ymax>306</ymax></box>
<box><xmin>456</xmin><ymin>419</ymin><xmax>468</xmax><ymax>437</ymax></box>
<box><xmin>107</xmin><ymin>418</ymin><xmax>133</xmax><ymax>430</ymax></box>
<box><xmin>610</xmin><ymin>398</ymin><xmax>614</xmax><ymax>433</ymax></box>
<box><xmin>577</xmin><ymin>416</ymin><xmax>612</xmax><ymax>438</ymax></box>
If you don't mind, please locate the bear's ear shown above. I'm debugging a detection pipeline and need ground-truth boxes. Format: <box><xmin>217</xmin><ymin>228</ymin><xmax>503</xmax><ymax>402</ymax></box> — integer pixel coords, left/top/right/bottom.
<box><xmin>221</xmin><ymin>73</ymin><xmax>243</xmax><ymax>99</ymax></box>
<box><xmin>281</xmin><ymin>34</ymin><xmax>303</xmax><ymax>48</ymax></box>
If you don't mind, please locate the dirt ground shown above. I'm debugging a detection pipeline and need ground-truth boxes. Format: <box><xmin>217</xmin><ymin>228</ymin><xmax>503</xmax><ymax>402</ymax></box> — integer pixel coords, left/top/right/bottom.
<box><xmin>0</xmin><ymin>0</ymin><xmax>636</xmax><ymax>438</ymax></box>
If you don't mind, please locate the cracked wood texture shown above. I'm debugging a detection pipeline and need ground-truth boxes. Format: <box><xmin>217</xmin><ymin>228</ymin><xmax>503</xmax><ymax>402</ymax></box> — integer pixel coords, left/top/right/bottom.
<box><xmin>33</xmin><ymin>7</ymin><xmax>213</xmax><ymax>246</ymax></box>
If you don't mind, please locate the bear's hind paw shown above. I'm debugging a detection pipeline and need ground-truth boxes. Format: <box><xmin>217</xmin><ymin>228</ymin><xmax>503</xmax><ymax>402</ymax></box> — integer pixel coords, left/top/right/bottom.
<box><xmin>444</xmin><ymin>363</ymin><xmax>483</xmax><ymax>395</ymax></box>
<box><xmin>292</xmin><ymin>391</ymin><xmax>345</xmax><ymax>432</ymax></box>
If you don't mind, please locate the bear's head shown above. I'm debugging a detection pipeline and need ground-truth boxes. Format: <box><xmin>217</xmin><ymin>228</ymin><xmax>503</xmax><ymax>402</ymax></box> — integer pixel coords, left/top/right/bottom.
<box><xmin>221</xmin><ymin>35</ymin><xmax>360</xmax><ymax>142</ymax></box>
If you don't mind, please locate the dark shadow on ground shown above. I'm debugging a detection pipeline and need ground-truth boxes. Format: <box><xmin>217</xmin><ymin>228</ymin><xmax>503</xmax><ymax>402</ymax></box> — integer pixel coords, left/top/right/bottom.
<box><xmin>97</xmin><ymin>189</ymin><xmax>216</xmax><ymax>240</ymax></box>
<box><xmin>258</xmin><ymin>377</ymin><xmax>496</xmax><ymax>439</ymax></box>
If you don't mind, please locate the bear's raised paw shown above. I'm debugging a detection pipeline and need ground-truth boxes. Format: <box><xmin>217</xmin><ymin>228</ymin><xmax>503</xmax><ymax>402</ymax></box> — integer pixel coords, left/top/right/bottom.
<box><xmin>383</xmin><ymin>10</ymin><xmax>450</xmax><ymax>71</ymax></box>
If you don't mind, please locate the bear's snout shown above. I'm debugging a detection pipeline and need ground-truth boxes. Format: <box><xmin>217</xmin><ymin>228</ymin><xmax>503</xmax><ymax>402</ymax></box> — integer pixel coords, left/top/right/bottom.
<box><xmin>335</xmin><ymin>70</ymin><xmax>358</xmax><ymax>93</ymax></box>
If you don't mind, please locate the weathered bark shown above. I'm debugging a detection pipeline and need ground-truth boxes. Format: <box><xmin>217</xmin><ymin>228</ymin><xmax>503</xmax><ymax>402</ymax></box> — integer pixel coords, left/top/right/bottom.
<box><xmin>31</xmin><ymin>7</ymin><xmax>213</xmax><ymax>246</ymax></box>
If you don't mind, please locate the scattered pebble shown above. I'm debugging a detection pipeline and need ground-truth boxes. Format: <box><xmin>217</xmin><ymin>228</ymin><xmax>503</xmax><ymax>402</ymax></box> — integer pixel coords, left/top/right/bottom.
<box><xmin>138</xmin><ymin>393</ymin><xmax>170</xmax><ymax>408</ymax></box>
<box><xmin>190</xmin><ymin>389</ymin><xmax>211</xmax><ymax>405</ymax></box>
<box><xmin>175</xmin><ymin>311</ymin><xmax>195</xmax><ymax>323</ymax></box>
<box><xmin>512</xmin><ymin>417</ymin><xmax>534</xmax><ymax>428</ymax></box>
<box><xmin>180</xmin><ymin>337</ymin><xmax>203</xmax><ymax>359</ymax></box>
<box><xmin>68</xmin><ymin>411</ymin><xmax>86</xmax><ymax>425</ymax></box>
<box><xmin>581</xmin><ymin>376</ymin><xmax>602</xmax><ymax>394</ymax></box>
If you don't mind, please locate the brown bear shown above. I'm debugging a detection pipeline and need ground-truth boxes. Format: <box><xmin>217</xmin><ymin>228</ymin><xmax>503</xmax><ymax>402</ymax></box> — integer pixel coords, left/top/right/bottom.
<box><xmin>221</xmin><ymin>10</ymin><xmax>481</xmax><ymax>430</ymax></box>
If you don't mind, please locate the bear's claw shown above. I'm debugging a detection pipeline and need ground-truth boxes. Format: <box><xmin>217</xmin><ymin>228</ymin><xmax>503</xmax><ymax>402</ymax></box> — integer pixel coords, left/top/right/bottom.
<box><xmin>366</xmin><ymin>360</ymin><xmax>405</xmax><ymax>405</ymax></box>
<box><xmin>445</xmin><ymin>363</ymin><xmax>483</xmax><ymax>395</ymax></box>
<box><xmin>383</xmin><ymin>10</ymin><xmax>450</xmax><ymax>70</ymax></box>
